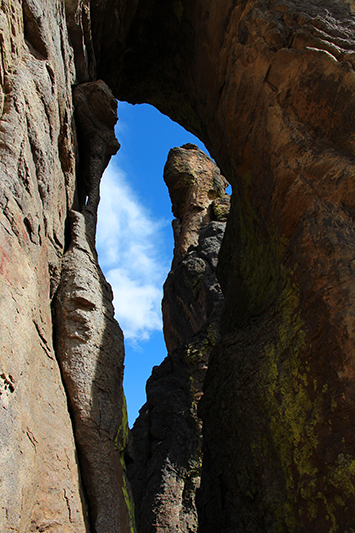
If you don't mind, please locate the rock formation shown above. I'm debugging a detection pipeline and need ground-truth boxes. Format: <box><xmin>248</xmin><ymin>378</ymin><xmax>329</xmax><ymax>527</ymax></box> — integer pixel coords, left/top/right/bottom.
<box><xmin>127</xmin><ymin>144</ymin><xmax>230</xmax><ymax>533</ymax></box>
<box><xmin>3</xmin><ymin>0</ymin><xmax>355</xmax><ymax>531</ymax></box>
<box><xmin>0</xmin><ymin>2</ymin><xmax>132</xmax><ymax>531</ymax></box>
<box><xmin>94</xmin><ymin>1</ymin><xmax>355</xmax><ymax>530</ymax></box>
<box><xmin>162</xmin><ymin>144</ymin><xmax>229</xmax><ymax>354</ymax></box>
<box><xmin>53</xmin><ymin>81</ymin><xmax>134</xmax><ymax>533</ymax></box>
<box><xmin>0</xmin><ymin>1</ymin><xmax>86</xmax><ymax>531</ymax></box>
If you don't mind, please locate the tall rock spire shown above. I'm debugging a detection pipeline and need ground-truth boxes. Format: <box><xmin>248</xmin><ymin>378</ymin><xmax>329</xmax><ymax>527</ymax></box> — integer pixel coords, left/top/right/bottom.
<box><xmin>127</xmin><ymin>144</ymin><xmax>230</xmax><ymax>533</ymax></box>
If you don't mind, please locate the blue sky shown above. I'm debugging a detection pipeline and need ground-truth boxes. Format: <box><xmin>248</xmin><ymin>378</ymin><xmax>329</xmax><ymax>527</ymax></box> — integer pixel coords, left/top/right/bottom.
<box><xmin>96</xmin><ymin>102</ymin><xmax>207</xmax><ymax>426</ymax></box>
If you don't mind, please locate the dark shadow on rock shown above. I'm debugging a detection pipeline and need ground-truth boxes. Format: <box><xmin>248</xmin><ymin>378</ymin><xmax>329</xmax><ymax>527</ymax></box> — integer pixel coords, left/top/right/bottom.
<box><xmin>127</xmin><ymin>144</ymin><xmax>230</xmax><ymax>533</ymax></box>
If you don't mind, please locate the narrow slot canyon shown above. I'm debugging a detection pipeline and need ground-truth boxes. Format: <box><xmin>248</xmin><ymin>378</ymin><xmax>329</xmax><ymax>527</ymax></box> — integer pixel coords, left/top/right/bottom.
<box><xmin>3</xmin><ymin>1</ymin><xmax>355</xmax><ymax>532</ymax></box>
<box><xmin>113</xmin><ymin>137</ymin><xmax>230</xmax><ymax>533</ymax></box>
<box><xmin>55</xmin><ymin>87</ymin><xmax>231</xmax><ymax>532</ymax></box>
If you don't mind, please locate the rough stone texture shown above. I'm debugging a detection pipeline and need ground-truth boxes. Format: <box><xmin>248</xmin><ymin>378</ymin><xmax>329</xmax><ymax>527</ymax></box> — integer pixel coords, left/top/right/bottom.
<box><xmin>91</xmin><ymin>1</ymin><xmax>355</xmax><ymax>530</ymax></box>
<box><xmin>164</xmin><ymin>144</ymin><xmax>228</xmax><ymax>263</ymax></box>
<box><xmin>5</xmin><ymin>0</ymin><xmax>355</xmax><ymax>531</ymax></box>
<box><xmin>64</xmin><ymin>0</ymin><xmax>96</xmax><ymax>82</ymax></box>
<box><xmin>0</xmin><ymin>1</ymin><xmax>87</xmax><ymax>531</ymax></box>
<box><xmin>127</xmin><ymin>145</ymin><xmax>229</xmax><ymax>533</ymax></box>
<box><xmin>54</xmin><ymin>80</ymin><xmax>135</xmax><ymax>533</ymax></box>
<box><xmin>73</xmin><ymin>79</ymin><xmax>120</xmax><ymax>240</ymax></box>
<box><xmin>54</xmin><ymin>211</ymin><xmax>132</xmax><ymax>533</ymax></box>
<box><xmin>162</xmin><ymin>144</ymin><xmax>229</xmax><ymax>355</ymax></box>
<box><xmin>0</xmin><ymin>3</ymin><xmax>131</xmax><ymax>532</ymax></box>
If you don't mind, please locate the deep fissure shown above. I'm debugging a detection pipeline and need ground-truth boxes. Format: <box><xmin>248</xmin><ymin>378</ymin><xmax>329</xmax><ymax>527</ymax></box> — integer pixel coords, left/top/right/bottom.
<box><xmin>96</xmin><ymin>101</ymin><xmax>212</xmax><ymax>427</ymax></box>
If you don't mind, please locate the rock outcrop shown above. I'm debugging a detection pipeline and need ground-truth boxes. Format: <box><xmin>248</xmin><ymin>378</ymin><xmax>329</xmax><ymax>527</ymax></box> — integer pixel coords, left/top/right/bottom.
<box><xmin>54</xmin><ymin>81</ymin><xmax>134</xmax><ymax>533</ymax></box>
<box><xmin>4</xmin><ymin>0</ymin><xmax>355</xmax><ymax>531</ymax></box>
<box><xmin>0</xmin><ymin>2</ymin><xmax>132</xmax><ymax>531</ymax></box>
<box><xmin>127</xmin><ymin>144</ymin><xmax>230</xmax><ymax>533</ymax></box>
<box><xmin>0</xmin><ymin>1</ymin><xmax>86</xmax><ymax>531</ymax></box>
<box><xmin>162</xmin><ymin>144</ymin><xmax>229</xmax><ymax>354</ymax></box>
<box><xmin>94</xmin><ymin>1</ymin><xmax>355</xmax><ymax>530</ymax></box>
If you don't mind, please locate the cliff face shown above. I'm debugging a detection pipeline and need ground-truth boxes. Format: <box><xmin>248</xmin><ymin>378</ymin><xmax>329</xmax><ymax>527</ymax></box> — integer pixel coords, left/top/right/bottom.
<box><xmin>0</xmin><ymin>1</ymin><xmax>86</xmax><ymax>531</ymax></box>
<box><xmin>3</xmin><ymin>0</ymin><xmax>355</xmax><ymax>532</ymax></box>
<box><xmin>0</xmin><ymin>2</ymin><xmax>131</xmax><ymax>532</ymax></box>
<box><xmin>95</xmin><ymin>1</ymin><xmax>355</xmax><ymax>530</ymax></box>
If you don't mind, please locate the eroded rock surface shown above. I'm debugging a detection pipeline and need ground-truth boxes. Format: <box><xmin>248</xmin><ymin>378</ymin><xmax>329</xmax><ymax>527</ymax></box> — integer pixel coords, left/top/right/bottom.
<box><xmin>162</xmin><ymin>144</ymin><xmax>229</xmax><ymax>355</ymax></box>
<box><xmin>54</xmin><ymin>211</ymin><xmax>132</xmax><ymax>533</ymax></box>
<box><xmin>127</xmin><ymin>145</ymin><xmax>230</xmax><ymax>533</ymax></box>
<box><xmin>0</xmin><ymin>1</ymin><xmax>86</xmax><ymax>531</ymax></box>
<box><xmin>94</xmin><ymin>1</ymin><xmax>355</xmax><ymax>530</ymax></box>
<box><xmin>0</xmin><ymin>3</ymin><xmax>131</xmax><ymax>531</ymax></box>
<box><xmin>4</xmin><ymin>0</ymin><xmax>355</xmax><ymax>531</ymax></box>
<box><xmin>54</xmin><ymin>80</ymin><xmax>135</xmax><ymax>533</ymax></box>
<box><xmin>64</xmin><ymin>0</ymin><xmax>96</xmax><ymax>82</ymax></box>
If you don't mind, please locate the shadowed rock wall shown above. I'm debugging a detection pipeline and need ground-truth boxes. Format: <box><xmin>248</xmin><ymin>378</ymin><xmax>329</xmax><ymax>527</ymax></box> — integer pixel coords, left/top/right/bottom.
<box><xmin>93</xmin><ymin>1</ymin><xmax>355</xmax><ymax>530</ymax></box>
<box><xmin>127</xmin><ymin>144</ymin><xmax>230</xmax><ymax>533</ymax></box>
<box><xmin>3</xmin><ymin>0</ymin><xmax>355</xmax><ymax>531</ymax></box>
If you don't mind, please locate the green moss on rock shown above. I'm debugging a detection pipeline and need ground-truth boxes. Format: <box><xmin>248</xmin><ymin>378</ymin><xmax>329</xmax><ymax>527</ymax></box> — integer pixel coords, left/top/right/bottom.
<box><xmin>173</xmin><ymin>1</ymin><xmax>183</xmax><ymax>22</ymax></box>
<box><xmin>231</xmin><ymin>171</ymin><xmax>355</xmax><ymax>530</ymax></box>
<box><xmin>114</xmin><ymin>393</ymin><xmax>137</xmax><ymax>533</ymax></box>
<box><xmin>121</xmin><ymin>468</ymin><xmax>136</xmax><ymax>533</ymax></box>
<box><xmin>185</xmin><ymin>324</ymin><xmax>219</xmax><ymax>365</ymax></box>
<box><xmin>258</xmin><ymin>275</ymin><xmax>330</xmax><ymax>530</ymax></box>
<box><xmin>114</xmin><ymin>393</ymin><xmax>129</xmax><ymax>452</ymax></box>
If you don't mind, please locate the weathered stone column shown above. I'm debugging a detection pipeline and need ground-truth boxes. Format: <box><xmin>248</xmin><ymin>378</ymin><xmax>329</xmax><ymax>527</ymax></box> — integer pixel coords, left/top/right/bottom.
<box><xmin>127</xmin><ymin>144</ymin><xmax>230</xmax><ymax>533</ymax></box>
<box><xmin>54</xmin><ymin>80</ymin><xmax>135</xmax><ymax>533</ymax></box>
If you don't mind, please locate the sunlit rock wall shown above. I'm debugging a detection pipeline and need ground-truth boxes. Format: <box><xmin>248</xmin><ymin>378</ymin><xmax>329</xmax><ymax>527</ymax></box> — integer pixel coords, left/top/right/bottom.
<box><xmin>0</xmin><ymin>1</ymin><xmax>86</xmax><ymax>530</ymax></box>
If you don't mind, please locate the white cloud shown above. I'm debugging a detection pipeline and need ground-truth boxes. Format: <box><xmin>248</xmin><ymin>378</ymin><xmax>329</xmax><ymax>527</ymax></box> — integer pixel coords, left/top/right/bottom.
<box><xmin>103</xmin><ymin>268</ymin><xmax>162</xmax><ymax>341</ymax></box>
<box><xmin>97</xmin><ymin>162</ymin><xmax>170</xmax><ymax>344</ymax></box>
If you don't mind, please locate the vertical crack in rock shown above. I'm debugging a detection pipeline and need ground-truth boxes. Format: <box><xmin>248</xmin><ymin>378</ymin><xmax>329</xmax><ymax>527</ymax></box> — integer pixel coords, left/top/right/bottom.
<box><xmin>53</xmin><ymin>80</ymin><xmax>135</xmax><ymax>533</ymax></box>
<box><xmin>64</xmin><ymin>0</ymin><xmax>96</xmax><ymax>83</ymax></box>
<box><xmin>127</xmin><ymin>144</ymin><xmax>230</xmax><ymax>533</ymax></box>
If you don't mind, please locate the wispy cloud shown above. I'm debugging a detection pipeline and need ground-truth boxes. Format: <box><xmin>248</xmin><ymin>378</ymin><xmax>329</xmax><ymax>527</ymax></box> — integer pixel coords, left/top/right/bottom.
<box><xmin>97</xmin><ymin>162</ymin><xmax>170</xmax><ymax>344</ymax></box>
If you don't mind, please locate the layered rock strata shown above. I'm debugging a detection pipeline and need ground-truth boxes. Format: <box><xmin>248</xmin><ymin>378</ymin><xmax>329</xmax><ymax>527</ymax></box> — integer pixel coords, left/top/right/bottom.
<box><xmin>127</xmin><ymin>144</ymin><xmax>230</xmax><ymax>533</ymax></box>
